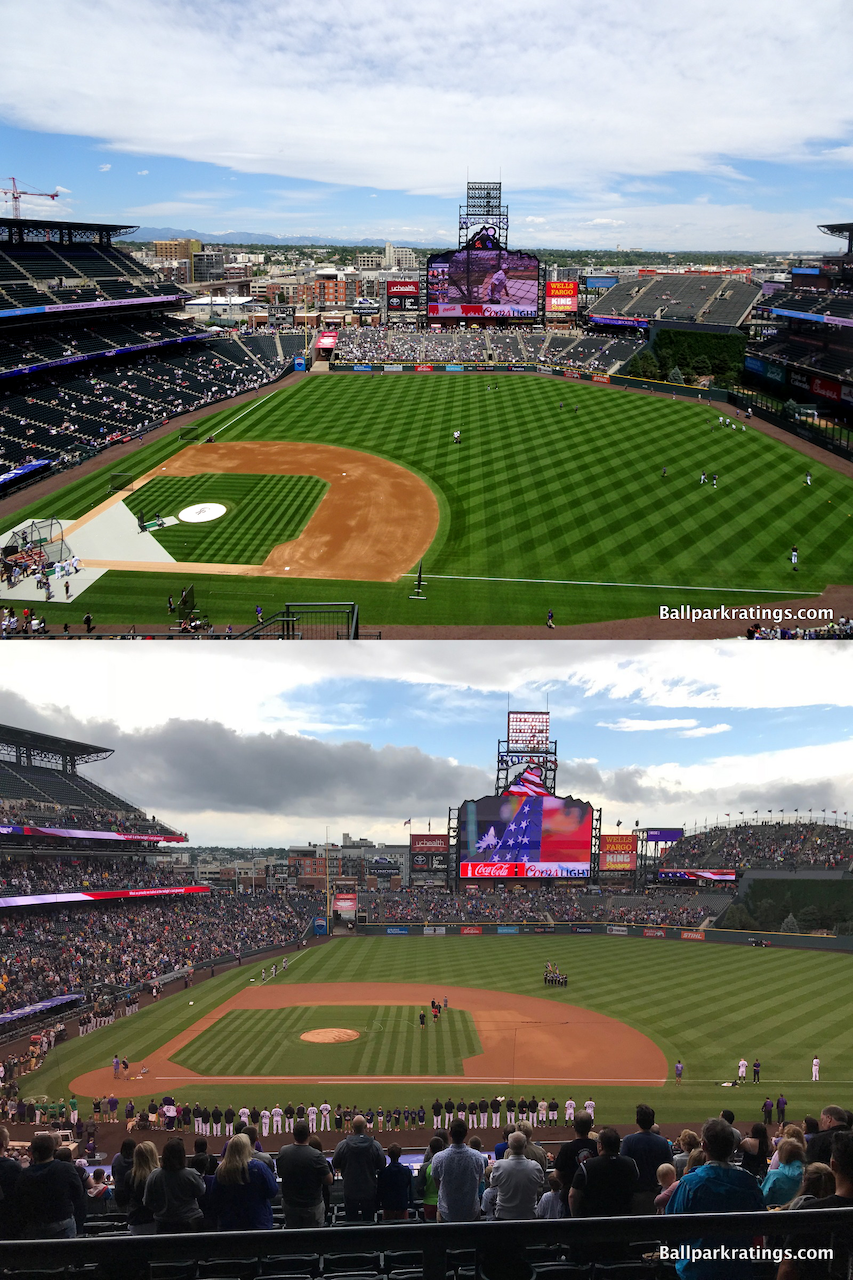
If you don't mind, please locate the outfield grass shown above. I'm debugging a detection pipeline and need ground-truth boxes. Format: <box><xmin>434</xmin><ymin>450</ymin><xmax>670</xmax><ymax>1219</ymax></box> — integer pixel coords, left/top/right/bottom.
<box><xmin>173</xmin><ymin>1006</ymin><xmax>480</xmax><ymax>1077</ymax></box>
<box><xmin>26</xmin><ymin>935</ymin><xmax>853</xmax><ymax>1127</ymax></box>
<box><xmin>6</xmin><ymin>376</ymin><xmax>848</xmax><ymax>627</ymax></box>
<box><xmin>123</xmin><ymin>473</ymin><xmax>328</xmax><ymax>564</ymax></box>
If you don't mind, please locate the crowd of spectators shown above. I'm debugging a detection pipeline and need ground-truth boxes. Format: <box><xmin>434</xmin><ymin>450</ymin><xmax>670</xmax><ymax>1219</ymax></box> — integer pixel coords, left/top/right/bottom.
<box><xmin>747</xmin><ymin>618</ymin><xmax>853</xmax><ymax>640</ymax></box>
<box><xmin>363</xmin><ymin>885</ymin><xmax>731</xmax><ymax>928</ymax></box>
<box><xmin>0</xmin><ymin>855</ymin><xmax>185</xmax><ymax>896</ymax></box>
<box><xmin>0</xmin><ymin>888</ymin><xmax>325</xmax><ymax>1014</ymax></box>
<box><xmin>0</xmin><ymin>338</ymin><xmax>287</xmax><ymax>474</ymax></box>
<box><xmin>662</xmin><ymin>822</ymin><xmax>853</xmax><ymax>872</ymax></box>
<box><xmin>0</xmin><ymin>800</ymin><xmax>175</xmax><ymax>838</ymax></box>
<box><xmin>3</xmin><ymin>1103</ymin><xmax>852</xmax><ymax>1280</ymax></box>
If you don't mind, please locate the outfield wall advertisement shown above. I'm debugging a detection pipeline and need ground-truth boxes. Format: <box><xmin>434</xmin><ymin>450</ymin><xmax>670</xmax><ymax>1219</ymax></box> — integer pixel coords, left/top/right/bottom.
<box><xmin>459</xmin><ymin>791</ymin><xmax>593</xmax><ymax>878</ymax></box>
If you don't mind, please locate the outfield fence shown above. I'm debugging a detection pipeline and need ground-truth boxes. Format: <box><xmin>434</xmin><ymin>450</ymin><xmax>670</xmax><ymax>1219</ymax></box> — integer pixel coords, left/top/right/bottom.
<box><xmin>356</xmin><ymin>920</ymin><xmax>853</xmax><ymax>953</ymax></box>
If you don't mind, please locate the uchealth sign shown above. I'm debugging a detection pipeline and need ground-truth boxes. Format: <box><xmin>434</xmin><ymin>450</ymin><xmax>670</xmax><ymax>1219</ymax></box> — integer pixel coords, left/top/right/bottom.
<box><xmin>681</xmin><ymin>930</ymin><xmax>705</xmax><ymax>941</ymax></box>
<box><xmin>411</xmin><ymin>834</ymin><xmax>450</xmax><ymax>852</ymax></box>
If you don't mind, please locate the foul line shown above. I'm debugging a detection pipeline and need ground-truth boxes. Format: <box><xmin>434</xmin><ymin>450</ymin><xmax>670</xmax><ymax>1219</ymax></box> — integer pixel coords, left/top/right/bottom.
<box><xmin>401</xmin><ymin>571</ymin><xmax>818</xmax><ymax>597</ymax></box>
<box><xmin>209</xmin><ymin>390</ymin><xmax>279</xmax><ymax>439</ymax></box>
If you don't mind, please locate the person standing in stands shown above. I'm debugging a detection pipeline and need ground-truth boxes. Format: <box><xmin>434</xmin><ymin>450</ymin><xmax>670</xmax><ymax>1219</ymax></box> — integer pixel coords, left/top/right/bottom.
<box><xmin>378</xmin><ymin>1143</ymin><xmax>414</xmax><ymax>1221</ymax></box>
<box><xmin>620</xmin><ymin>1105</ymin><xmax>672</xmax><ymax>1216</ymax></box>
<box><xmin>14</xmin><ymin>1132</ymin><xmax>85</xmax><ymax>1238</ymax></box>
<box><xmin>429</xmin><ymin>1119</ymin><xmax>484</xmax><ymax>1222</ymax></box>
<box><xmin>276</xmin><ymin>1119</ymin><xmax>333</xmax><ymax>1228</ymax></box>
<box><xmin>208</xmin><ymin>1133</ymin><xmax>277</xmax><ymax>1231</ymax></box>
<box><xmin>332</xmin><ymin>1114</ymin><xmax>385</xmax><ymax>1221</ymax></box>
<box><xmin>142</xmin><ymin>1138</ymin><xmax>205</xmax><ymax>1234</ymax></box>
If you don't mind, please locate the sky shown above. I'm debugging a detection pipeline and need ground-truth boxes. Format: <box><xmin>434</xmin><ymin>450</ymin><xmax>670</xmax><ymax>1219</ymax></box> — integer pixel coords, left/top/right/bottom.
<box><xmin>2</xmin><ymin>0</ymin><xmax>853</xmax><ymax>250</ymax></box>
<box><xmin>1</xmin><ymin>643</ymin><xmax>851</xmax><ymax>847</ymax></box>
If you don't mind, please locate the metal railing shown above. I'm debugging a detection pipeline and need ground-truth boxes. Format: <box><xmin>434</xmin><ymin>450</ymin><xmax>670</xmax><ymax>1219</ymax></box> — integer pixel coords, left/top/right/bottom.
<box><xmin>0</xmin><ymin>1208</ymin><xmax>849</xmax><ymax>1279</ymax></box>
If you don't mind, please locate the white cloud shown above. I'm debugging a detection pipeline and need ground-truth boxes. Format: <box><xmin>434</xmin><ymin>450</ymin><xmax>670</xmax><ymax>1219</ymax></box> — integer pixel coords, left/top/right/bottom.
<box><xmin>678</xmin><ymin>723</ymin><xmax>732</xmax><ymax>738</ymax></box>
<box><xmin>0</xmin><ymin>644</ymin><xmax>852</xmax><ymax>735</ymax></box>
<box><xmin>137</xmin><ymin>169</ymin><xmax>149</xmax><ymax>175</ymax></box>
<box><xmin>55</xmin><ymin>184</ymin><xmax>72</xmax><ymax>193</ymax></box>
<box><xmin>1</xmin><ymin>0</ymin><xmax>851</xmax><ymax>241</ymax></box>
<box><xmin>597</xmin><ymin>718</ymin><xmax>700</xmax><ymax>732</ymax></box>
<box><xmin>98</xmin><ymin>163</ymin><xmax>111</xmax><ymax>171</ymax></box>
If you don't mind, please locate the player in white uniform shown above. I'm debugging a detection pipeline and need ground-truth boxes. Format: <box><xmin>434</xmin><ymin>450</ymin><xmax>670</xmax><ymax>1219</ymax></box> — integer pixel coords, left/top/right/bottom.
<box><xmin>538</xmin><ymin>1098</ymin><xmax>548</xmax><ymax>1126</ymax></box>
<box><xmin>320</xmin><ymin>1100</ymin><xmax>331</xmax><ymax>1130</ymax></box>
<box><xmin>307</xmin><ymin>1103</ymin><xmax>318</xmax><ymax>1132</ymax></box>
<box><xmin>238</xmin><ymin>1106</ymin><xmax>251</xmax><ymax>1127</ymax></box>
<box><xmin>272</xmin><ymin>1105</ymin><xmax>283</xmax><ymax>1134</ymax></box>
<box><xmin>700</xmin><ymin>471</ymin><xmax>707</xmax><ymax>484</ymax></box>
<box><xmin>806</xmin><ymin>472</ymin><xmax>812</xmax><ymax>486</ymax></box>
<box><xmin>584</xmin><ymin>1098</ymin><xmax>595</xmax><ymax>1121</ymax></box>
<box><xmin>260</xmin><ymin>1107</ymin><xmax>271</xmax><ymax>1137</ymax></box>
<box><xmin>738</xmin><ymin>1058</ymin><xmax>748</xmax><ymax>1082</ymax></box>
<box><xmin>565</xmin><ymin>1097</ymin><xmax>575</xmax><ymax>1125</ymax></box>
<box><xmin>453</xmin><ymin>430</ymin><xmax>461</xmax><ymax>444</ymax></box>
<box><xmin>812</xmin><ymin>1056</ymin><xmax>820</xmax><ymax>1082</ymax></box>
<box><xmin>791</xmin><ymin>546</ymin><xmax>799</xmax><ymax>571</ymax></box>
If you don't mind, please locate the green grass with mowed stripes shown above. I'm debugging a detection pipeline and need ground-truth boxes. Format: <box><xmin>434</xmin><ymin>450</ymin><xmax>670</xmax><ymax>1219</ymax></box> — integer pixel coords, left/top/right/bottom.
<box><xmin>123</xmin><ymin>473</ymin><xmax>327</xmax><ymax>564</ymax></box>
<box><xmin>8</xmin><ymin>375</ymin><xmax>850</xmax><ymax>627</ymax></box>
<box><xmin>25</xmin><ymin>935</ymin><xmax>853</xmax><ymax>1126</ymax></box>
<box><xmin>174</xmin><ymin>1006</ymin><xmax>479</xmax><ymax>1077</ymax></box>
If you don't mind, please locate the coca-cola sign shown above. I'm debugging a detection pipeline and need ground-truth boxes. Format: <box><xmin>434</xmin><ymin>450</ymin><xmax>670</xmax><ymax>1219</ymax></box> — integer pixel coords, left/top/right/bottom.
<box><xmin>460</xmin><ymin>862</ymin><xmax>512</xmax><ymax>877</ymax></box>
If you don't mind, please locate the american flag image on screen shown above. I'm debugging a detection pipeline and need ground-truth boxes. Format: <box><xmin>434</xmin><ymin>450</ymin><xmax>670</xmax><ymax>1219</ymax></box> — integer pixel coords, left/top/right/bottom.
<box><xmin>477</xmin><ymin>797</ymin><xmax>543</xmax><ymax>861</ymax></box>
<box><xmin>503</xmin><ymin>765</ymin><xmax>550</xmax><ymax>798</ymax></box>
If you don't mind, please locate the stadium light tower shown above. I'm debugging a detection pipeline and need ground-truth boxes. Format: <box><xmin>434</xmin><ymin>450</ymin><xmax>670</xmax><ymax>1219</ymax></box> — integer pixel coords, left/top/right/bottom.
<box><xmin>1</xmin><ymin>177</ymin><xmax>60</xmax><ymax>219</ymax></box>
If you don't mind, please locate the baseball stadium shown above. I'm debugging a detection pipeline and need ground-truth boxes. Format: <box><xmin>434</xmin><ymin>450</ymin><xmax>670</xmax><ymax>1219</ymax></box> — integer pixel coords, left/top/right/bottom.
<box><xmin>1</xmin><ymin>715</ymin><xmax>852</xmax><ymax>1274</ymax></box>
<box><xmin>2</xmin><ymin>195</ymin><xmax>853</xmax><ymax>640</ymax></box>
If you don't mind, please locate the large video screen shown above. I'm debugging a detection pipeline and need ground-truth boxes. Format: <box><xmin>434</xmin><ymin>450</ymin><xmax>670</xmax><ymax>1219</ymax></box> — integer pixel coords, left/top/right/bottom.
<box><xmin>427</xmin><ymin>247</ymin><xmax>539</xmax><ymax>319</ymax></box>
<box><xmin>459</xmin><ymin>793</ymin><xmax>593</xmax><ymax>878</ymax></box>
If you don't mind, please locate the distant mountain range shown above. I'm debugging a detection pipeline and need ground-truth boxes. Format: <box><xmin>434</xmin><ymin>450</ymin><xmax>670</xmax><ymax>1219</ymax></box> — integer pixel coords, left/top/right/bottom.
<box><xmin>116</xmin><ymin>226</ymin><xmax>451</xmax><ymax>248</ymax></box>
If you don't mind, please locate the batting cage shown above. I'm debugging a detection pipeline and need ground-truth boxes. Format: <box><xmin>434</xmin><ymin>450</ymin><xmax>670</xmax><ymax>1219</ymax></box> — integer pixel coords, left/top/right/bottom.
<box><xmin>2</xmin><ymin>518</ymin><xmax>71</xmax><ymax>572</ymax></box>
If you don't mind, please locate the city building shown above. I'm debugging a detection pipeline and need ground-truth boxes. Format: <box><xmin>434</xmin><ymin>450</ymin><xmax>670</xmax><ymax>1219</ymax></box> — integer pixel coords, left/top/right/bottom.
<box><xmin>153</xmin><ymin>238</ymin><xmax>202</xmax><ymax>262</ymax></box>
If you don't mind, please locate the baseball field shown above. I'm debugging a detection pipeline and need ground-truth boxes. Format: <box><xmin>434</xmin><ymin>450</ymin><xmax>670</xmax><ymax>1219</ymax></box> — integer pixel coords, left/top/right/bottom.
<box><xmin>26</xmin><ymin>934</ymin><xmax>853</xmax><ymax>1130</ymax></box>
<box><xmin>2</xmin><ymin>374</ymin><xmax>848</xmax><ymax>631</ymax></box>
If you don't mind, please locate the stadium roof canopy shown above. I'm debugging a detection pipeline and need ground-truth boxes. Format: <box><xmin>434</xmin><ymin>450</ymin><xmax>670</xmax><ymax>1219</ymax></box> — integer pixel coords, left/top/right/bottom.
<box><xmin>0</xmin><ymin>723</ymin><xmax>113</xmax><ymax>769</ymax></box>
<box><xmin>817</xmin><ymin>221</ymin><xmax>853</xmax><ymax>253</ymax></box>
<box><xmin>0</xmin><ymin>216</ymin><xmax>139</xmax><ymax>246</ymax></box>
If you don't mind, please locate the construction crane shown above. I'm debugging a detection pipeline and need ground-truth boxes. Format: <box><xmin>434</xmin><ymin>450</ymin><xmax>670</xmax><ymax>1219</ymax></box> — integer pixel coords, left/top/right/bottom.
<box><xmin>0</xmin><ymin>177</ymin><xmax>60</xmax><ymax>219</ymax></box>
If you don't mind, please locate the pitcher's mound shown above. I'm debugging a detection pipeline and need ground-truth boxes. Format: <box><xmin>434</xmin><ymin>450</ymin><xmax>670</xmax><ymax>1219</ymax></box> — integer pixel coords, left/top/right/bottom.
<box><xmin>300</xmin><ymin>1028</ymin><xmax>360</xmax><ymax>1044</ymax></box>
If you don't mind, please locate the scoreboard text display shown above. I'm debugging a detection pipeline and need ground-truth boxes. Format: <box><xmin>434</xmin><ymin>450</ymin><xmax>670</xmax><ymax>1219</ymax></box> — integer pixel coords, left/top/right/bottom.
<box><xmin>545</xmin><ymin>281</ymin><xmax>579</xmax><ymax>313</ymax></box>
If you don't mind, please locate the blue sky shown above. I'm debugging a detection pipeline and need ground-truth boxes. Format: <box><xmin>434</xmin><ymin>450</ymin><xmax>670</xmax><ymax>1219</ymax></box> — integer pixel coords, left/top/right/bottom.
<box><xmin>3</xmin><ymin>0</ymin><xmax>853</xmax><ymax>250</ymax></box>
<box><xmin>2</xmin><ymin>644</ymin><xmax>851</xmax><ymax>845</ymax></box>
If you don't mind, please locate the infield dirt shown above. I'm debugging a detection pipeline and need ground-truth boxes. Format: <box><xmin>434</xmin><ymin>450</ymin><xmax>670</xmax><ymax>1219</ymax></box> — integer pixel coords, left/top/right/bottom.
<box><xmin>62</xmin><ymin>441</ymin><xmax>439</xmax><ymax>582</ymax></box>
<box><xmin>70</xmin><ymin>982</ymin><xmax>667</xmax><ymax>1096</ymax></box>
